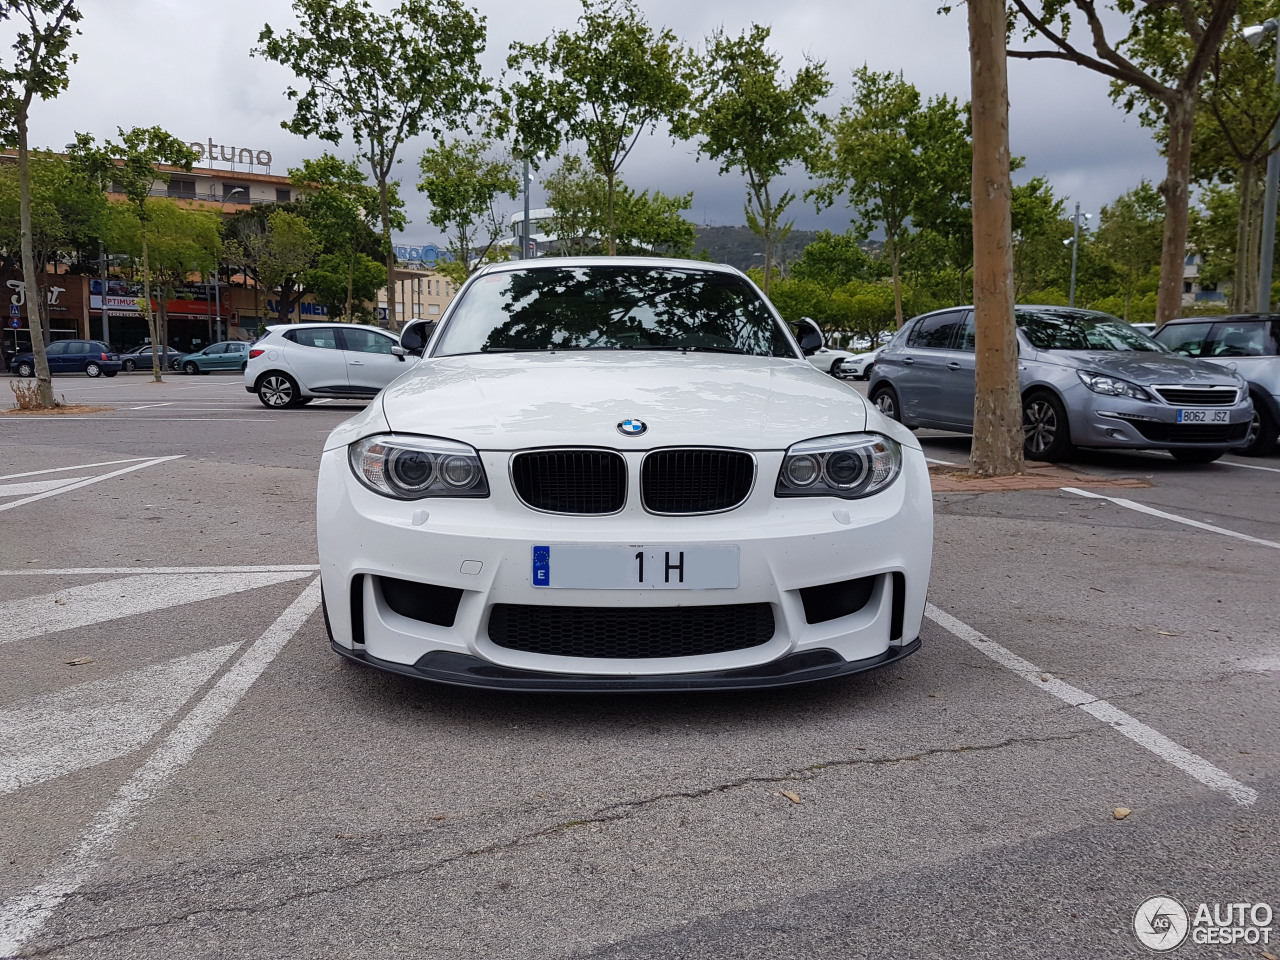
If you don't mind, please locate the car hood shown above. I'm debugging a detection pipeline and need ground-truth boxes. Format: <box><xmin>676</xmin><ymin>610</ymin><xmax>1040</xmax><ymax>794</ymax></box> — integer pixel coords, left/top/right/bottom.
<box><xmin>1036</xmin><ymin>350</ymin><xmax>1240</xmax><ymax>385</ymax></box>
<box><xmin>378</xmin><ymin>352</ymin><xmax>871</xmax><ymax>450</ymax></box>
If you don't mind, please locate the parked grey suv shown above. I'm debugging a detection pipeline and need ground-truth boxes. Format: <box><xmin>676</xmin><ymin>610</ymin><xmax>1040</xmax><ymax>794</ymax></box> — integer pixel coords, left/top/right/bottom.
<box><xmin>868</xmin><ymin>306</ymin><xmax>1254</xmax><ymax>463</ymax></box>
<box><xmin>1152</xmin><ymin>315</ymin><xmax>1279</xmax><ymax>456</ymax></box>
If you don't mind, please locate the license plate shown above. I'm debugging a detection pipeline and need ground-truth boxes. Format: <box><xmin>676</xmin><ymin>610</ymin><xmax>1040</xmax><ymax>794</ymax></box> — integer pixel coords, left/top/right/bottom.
<box><xmin>1176</xmin><ymin>409</ymin><xmax>1230</xmax><ymax>424</ymax></box>
<box><xmin>531</xmin><ymin>544</ymin><xmax>739</xmax><ymax>589</ymax></box>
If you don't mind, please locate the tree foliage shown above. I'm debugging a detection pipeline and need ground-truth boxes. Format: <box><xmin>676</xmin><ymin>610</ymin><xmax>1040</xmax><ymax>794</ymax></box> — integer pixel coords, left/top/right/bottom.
<box><xmin>684</xmin><ymin>24</ymin><xmax>829</xmax><ymax>295</ymax></box>
<box><xmin>257</xmin><ymin>0</ymin><xmax>488</xmax><ymax>327</ymax></box>
<box><xmin>418</xmin><ymin>138</ymin><xmax>518</xmax><ymax>277</ymax></box>
<box><xmin>506</xmin><ymin>0</ymin><xmax>691</xmax><ymax>255</ymax></box>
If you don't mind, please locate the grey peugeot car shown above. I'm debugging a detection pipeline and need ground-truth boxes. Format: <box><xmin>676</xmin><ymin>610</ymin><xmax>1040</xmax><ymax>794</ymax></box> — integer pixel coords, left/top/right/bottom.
<box><xmin>868</xmin><ymin>306</ymin><xmax>1254</xmax><ymax>463</ymax></box>
<box><xmin>1151</xmin><ymin>314</ymin><xmax>1279</xmax><ymax>457</ymax></box>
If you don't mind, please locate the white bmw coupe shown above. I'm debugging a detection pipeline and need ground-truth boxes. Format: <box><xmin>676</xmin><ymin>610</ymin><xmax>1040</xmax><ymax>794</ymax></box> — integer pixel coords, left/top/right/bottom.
<box><xmin>317</xmin><ymin>258</ymin><xmax>933</xmax><ymax>691</ymax></box>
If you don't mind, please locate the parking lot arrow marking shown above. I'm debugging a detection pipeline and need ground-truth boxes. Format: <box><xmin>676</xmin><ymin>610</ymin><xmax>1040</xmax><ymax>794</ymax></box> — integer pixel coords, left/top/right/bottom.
<box><xmin>0</xmin><ymin>571</ymin><xmax>313</xmax><ymax>645</ymax></box>
<box><xmin>1062</xmin><ymin>487</ymin><xmax>1280</xmax><ymax>550</ymax></box>
<box><xmin>0</xmin><ymin>643</ymin><xmax>241</xmax><ymax>796</ymax></box>
<box><xmin>0</xmin><ymin>579</ymin><xmax>321</xmax><ymax>956</ymax></box>
<box><xmin>0</xmin><ymin>458</ymin><xmax>155</xmax><ymax>482</ymax></box>
<box><xmin>926</xmin><ymin>604</ymin><xmax>1258</xmax><ymax>807</ymax></box>
<box><xmin>0</xmin><ymin>456</ymin><xmax>184</xmax><ymax>515</ymax></box>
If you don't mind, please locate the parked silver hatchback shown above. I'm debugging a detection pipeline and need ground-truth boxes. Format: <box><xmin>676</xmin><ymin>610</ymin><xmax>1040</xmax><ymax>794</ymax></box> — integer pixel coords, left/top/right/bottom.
<box><xmin>868</xmin><ymin>306</ymin><xmax>1254</xmax><ymax>463</ymax></box>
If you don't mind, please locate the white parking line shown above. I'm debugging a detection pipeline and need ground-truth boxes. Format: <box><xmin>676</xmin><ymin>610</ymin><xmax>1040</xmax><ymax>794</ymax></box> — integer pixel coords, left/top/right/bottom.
<box><xmin>0</xmin><ymin>565</ymin><xmax>319</xmax><ymax>576</ymax></box>
<box><xmin>0</xmin><ymin>478</ymin><xmax>88</xmax><ymax>497</ymax></box>
<box><xmin>1061</xmin><ymin>487</ymin><xmax>1280</xmax><ymax>550</ymax></box>
<box><xmin>1216</xmin><ymin>458</ymin><xmax>1280</xmax><ymax>474</ymax></box>
<box><xmin>0</xmin><ymin>571</ymin><xmax>314</xmax><ymax>645</ymax></box>
<box><xmin>0</xmin><ymin>457</ymin><xmax>183</xmax><ymax>515</ymax></box>
<box><xmin>0</xmin><ymin>458</ymin><xmax>154</xmax><ymax>481</ymax></box>
<box><xmin>0</xmin><ymin>578</ymin><xmax>321</xmax><ymax>956</ymax></box>
<box><xmin>1244</xmin><ymin>655</ymin><xmax>1280</xmax><ymax>672</ymax></box>
<box><xmin>129</xmin><ymin>402</ymin><xmax>174</xmax><ymax>410</ymax></box>
<box><xmin>926</xmin><ymin>604</ymin><xmax>1258</xmax><ymax>807</ymax></box>
<box><xmin>0</xmin><ymin>644</ymin><xmax>241</xmax><ymax>795</ymax></box>
<box><xmin>0</xmin><ymin>417</ymin><xmax>272</xmax><ymax>422</ymax></box>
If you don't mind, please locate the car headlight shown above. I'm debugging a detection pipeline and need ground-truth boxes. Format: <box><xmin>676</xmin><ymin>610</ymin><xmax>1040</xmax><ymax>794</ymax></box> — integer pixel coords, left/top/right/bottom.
<box><xmin>349</xmin><ymin>434</ymin><xmax>489</xmax><ymax>500</ymax></box>
<box><xmin>775</xmin><ymin>434</ymin><xmax>902</xmax><ymax>500</ymax></box>
<box><xmin>1077</xmin><ymin>371</ymin><xmax>1151</xmax><ymax>401</ymax></box>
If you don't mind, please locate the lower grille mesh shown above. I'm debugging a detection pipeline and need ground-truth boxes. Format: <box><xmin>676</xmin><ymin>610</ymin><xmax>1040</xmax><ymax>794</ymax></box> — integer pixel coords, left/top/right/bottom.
<box><xmin>1119</xmin><ymin>419</ymin><xmax>1248</xmax><ymax>443</ymax></box>
<box><xmin>488</xmin><ymin>603</ymin><xmax>775</xmax><ymax>659</ymax></box>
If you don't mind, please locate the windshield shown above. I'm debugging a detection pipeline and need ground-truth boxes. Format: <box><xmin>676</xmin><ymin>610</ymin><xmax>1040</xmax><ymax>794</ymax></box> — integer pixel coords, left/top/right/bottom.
<box><xmin>433</xmin><ymin>265</ymin><xmax>796</xmax><ymax>358</ymax></box>
<box><xmin>1018</xmin><ymin>310</ymin><xmax>1166</xmax><ymax>352</ymax></box>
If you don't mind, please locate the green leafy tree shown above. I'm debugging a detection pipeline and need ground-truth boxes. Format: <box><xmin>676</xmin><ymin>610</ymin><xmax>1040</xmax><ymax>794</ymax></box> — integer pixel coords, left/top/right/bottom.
<box><xmin>541</xmin><ymin>155</ymin><xmax>607</xmax><ymax>256</ymax></box>
<box><xmin>0</xmin><ymin>0</ymin><xmax>83</xmax><ymax>406</ymax></box>
<box><xmin>1005</xmin><ymin>0</ymin><xmax>1239</xmax><ymax>326</ymax></box>
<box><xmin>787</xmin><ymin>230</ymin><xmax>877</xmax><ymax>286</ymax></box>
<box><xmin>418</xmin><ymin>138</ymin><xmax>518</xmax><ymax>278</ymax></box>
<box><xmin>613</xmin><ymin>185</ymin><xmax>696</xmax><ymax>257</ymax></box>
<box><xmin>685</xmin><ymin>24</ymin><xmax>829</xmax><ymax>295</ymax></box>
<box><xmin>256</xmin><ymin>0</ymin><xmax>488</xmax><ymax>328</ymax></box>
<box><xmin>258</xmin><ymin>210</ymin><xmax>321</xmax><ymax>322</ymax></box>
<box><xmin>1093</xmin><ymin>180</ymin><xmax>1165</xmax><ymax>321</ymax></box>
<box><xmin>1010</xmin><ymin>176</ymin><xmax>1070</xmax><ymax>301</ymax></box>
<box><xmin>109</xmin><ymin>126</ymin><xmax>200</xmax><ymax>381</ymax></box>
<box><xmin>0</xmin><ymin>150</ymin><xmax>105</xmax><ymax>343</ymax></box>
<box><xmin>290</xmin><ymin>153</ymin><xmax>390</xmax><ymax>321</ymax></box>
<box><xmin>810</xmin><ymin>68</ymin><xmax>961</xmax><ymax>328</ymax></box>
<box><xmin>506</xmin><ymin>0</ymin><xmax>691</xmax><ymax>255</ymax></box>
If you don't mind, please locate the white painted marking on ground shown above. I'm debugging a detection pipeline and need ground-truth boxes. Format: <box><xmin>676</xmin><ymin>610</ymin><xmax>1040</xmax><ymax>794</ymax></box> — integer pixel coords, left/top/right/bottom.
<box><xmin>0</xmin><ymin>458</ymin><xmax>152</xmax><ymax>482</ymax></box>
<box><xmin>0</xmin><ymin>478</ymin><xmax>89</xmax><ymax>497</ymax></box>
<box><xmin>0</xmin><ymin>579</ymin><xmax>321</xmax><ymax>955</ymax></box>
<box><xmin>925</xmin><ymin>457</ymin><xmax>960</xmax><ymax>466</ymax></box>
<box><xmin>1062</xmin><ymin>487</ymin><xmax>1280</xmax><ymax>550</ymax></box>
<box><xmin>0</xmin><ymin>571</ymin><xmax>312</xmax><ymax>644</ymax></box>
<box><xmin>0</xmin><ymin>417</ymin><xmax>272</xmax><ymax>422</ymax></box>
<box><xmin>1216</xmin><ymin>458</ymin><xmax>1280</xmax><ymax>474</ymax></box>
<box><xmin>0</xmin><ymin>457</ymin><xmax>183</xmax><ymax>515</ymax></box>
<box><xmin>128</xmin><ymin>402</ymin><xmax>174</xmax><ymax>410</ymax></box>
<box><xmin>0</xmin><ymin>644</ymin><xmax>240</xmax><ymax>795</ymax></box>
<box><xmin>925</xmin><ymin>604</ymin><xmax>1258</xmax><ymax>807</ymax></box>
<box><xmin>1243</xmin><ymin>654</ymin><xmax>1280</xmax><ymax>672</ymax></box>
<box><xmin>0</xmin><ymin>564</ymin><xmax>319</xmax><ymax>576</ymax></box>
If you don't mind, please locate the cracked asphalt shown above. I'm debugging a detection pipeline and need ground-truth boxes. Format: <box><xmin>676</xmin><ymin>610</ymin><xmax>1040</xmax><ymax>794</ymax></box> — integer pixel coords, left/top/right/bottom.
<box><xmin>0</xmin><ymin>373</ymin><xmax>1277</xmax><ymax>959</ymax></box>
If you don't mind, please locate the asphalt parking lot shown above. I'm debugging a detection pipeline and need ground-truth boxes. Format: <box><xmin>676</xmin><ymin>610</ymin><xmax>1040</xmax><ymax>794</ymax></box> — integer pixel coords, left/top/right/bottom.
<box><xmin>0</xmin><ymin>371</ymin><xmax>1276</xmax><ymax>959</ymax></box>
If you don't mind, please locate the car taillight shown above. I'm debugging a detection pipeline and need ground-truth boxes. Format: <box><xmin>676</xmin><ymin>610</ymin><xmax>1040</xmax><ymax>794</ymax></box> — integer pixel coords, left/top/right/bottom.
<box><xmin>101</xmin><ymin>353</ymin><xmax>109</xmax><ymax>360</ymax></box>
<box><xmin>249</xmin><ymin>348</ymin><xmax>264</xmax><ymax>359</ymax></box>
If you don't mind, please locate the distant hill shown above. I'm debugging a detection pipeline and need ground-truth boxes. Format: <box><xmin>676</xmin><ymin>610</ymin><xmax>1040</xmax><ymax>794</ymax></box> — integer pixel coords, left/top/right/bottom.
<box><xmin>692</xmin><ymin>226</ymin><xmax>820</xmax><ymax>272</ymax></box>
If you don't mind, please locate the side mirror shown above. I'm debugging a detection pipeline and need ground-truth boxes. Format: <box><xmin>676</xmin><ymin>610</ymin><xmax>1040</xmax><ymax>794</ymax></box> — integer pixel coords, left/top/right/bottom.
<box><xmin>795</xmin><ymin>317</ymin><xmax>824</xmax><ymax>356</ymax></box>
<box><xmin>399</xmin><ymin>321</ymin><xmax>435</xmax><ymax>356</ymax></box>
<box><xmin>391</xmin><ymin>345</ymin><xmax>408</xmax><ymax>360</ymax></box>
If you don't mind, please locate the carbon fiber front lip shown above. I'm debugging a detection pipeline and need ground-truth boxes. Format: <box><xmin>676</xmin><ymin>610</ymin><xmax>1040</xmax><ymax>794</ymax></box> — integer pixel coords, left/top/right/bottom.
<box><xmin>330</xmin><ymin>637</ymin><xmax>921</xmax><ymax>693</ymax></box>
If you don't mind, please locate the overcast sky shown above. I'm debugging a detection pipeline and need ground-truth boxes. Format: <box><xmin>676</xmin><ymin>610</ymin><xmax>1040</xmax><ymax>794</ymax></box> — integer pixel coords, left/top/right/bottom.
<box><xmin>17</xmin><ymin>0</ymin><xmax>1166</xmax><ymax>246</ymax></box>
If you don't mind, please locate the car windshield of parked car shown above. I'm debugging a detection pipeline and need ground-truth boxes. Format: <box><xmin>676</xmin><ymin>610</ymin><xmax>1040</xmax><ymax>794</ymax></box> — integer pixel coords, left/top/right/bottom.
<box><xmin>1207</xmin><ymin>320</ymin><xmax>1279</xmax><ymax>357</ymax></box>
<box><xmin>433</xmin><ymin>265</ymin><xmax>795</xmax><ymax>358</ymax></box>
<box><xmin>1018</xmin><ymin>310</ymin><xmax>1165</xmax><ymax>352</ymax></box>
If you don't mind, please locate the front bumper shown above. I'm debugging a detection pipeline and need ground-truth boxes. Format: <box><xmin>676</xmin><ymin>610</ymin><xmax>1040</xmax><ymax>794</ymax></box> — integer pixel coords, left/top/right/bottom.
<box><xmin>1065</xmin><ymin>383</ymin><xmax>1253</xmax><ymax>449</ymax></box>
<box><xmin>317</xmin><ymin>445</ymin><xmax>933</xmax><ymax>687</ymax></box>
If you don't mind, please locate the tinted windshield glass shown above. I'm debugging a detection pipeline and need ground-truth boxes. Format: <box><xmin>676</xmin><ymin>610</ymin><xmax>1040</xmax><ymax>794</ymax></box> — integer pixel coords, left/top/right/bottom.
<box><xmin>434</xmin><ymin>265</ymin><xmax>795</xmax><ymax>357</ymax></box>
<box><xmin>1018</xmin><ymin>310</ymin><xmax>1165</xmax><ymax>352</ymax></box>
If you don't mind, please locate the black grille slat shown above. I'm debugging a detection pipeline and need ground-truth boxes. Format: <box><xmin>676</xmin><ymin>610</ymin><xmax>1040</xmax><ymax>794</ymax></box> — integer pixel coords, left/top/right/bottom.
<box><xmin>512</xmin><ymin>450</ymin><xmax>626</xmax><ymax>514</ymax></box>
<box><xmin>488</xmin><ymin>603</ymin><xmax>774</xmax><ymax>659</ymax></box>
<box><xmin>642</xmin><ymin>449</ymin><xmax>754</xmax><ymax>514</ymax></box>
<box><xmin>1154</xmin><ymin>387</ymin><xmax>1239</xmax><ymax>406</ymax></box>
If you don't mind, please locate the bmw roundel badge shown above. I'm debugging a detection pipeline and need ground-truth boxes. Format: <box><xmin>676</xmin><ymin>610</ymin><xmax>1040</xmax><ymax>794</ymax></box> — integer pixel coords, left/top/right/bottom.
<box><xmin>617</xmin><ymin>418</ymin><xmax>647</xmax><ymax>437</ymax></box>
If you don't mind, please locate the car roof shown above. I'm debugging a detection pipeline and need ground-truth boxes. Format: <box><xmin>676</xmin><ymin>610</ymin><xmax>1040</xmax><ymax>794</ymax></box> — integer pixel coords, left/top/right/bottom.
<box><xmin>472</xmin><ymin>256</ymin><xmax>745</xmax><ymax>278</ymax></box>
<box><xmin>265</xmin><ymin>322</ymin><xmax>392</xmax><ymax>333</ymax></box>
<box><xmin>1164</xmin><ymin>314</ymin><xmax>1279</xmax><ymax>324</ymax></box>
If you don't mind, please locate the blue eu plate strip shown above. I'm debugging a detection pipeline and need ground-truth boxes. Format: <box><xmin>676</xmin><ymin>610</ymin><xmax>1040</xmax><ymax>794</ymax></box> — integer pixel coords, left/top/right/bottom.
<box><xmin>532</xmin><ymin>545</ymin><xmax>550</xmax><ymax>587</ymax></box>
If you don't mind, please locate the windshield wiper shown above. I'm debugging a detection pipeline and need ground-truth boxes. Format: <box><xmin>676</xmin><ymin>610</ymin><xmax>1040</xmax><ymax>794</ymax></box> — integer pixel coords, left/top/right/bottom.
<box><xmin>681</xmin><ymin>345</ymin><xmax>751</xmax><ymax>355</ymax></box>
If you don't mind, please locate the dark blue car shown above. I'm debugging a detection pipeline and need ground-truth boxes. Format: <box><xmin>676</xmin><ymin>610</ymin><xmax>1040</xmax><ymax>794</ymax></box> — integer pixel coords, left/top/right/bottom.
<box><xmin>11</xmin><ymin>340</ymin><xmax>122</xmax><ymax>378</ymax></box>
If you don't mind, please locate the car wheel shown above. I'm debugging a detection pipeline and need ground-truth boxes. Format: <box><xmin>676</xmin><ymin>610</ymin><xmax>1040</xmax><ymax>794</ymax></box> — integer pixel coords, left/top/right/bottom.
<box><xmin>1169</xmin><ymin>448</ymin><xmax>1224</xmax><ymax>464</ymax></box>
<box><xmin>870</xmin><ymin>384</ymin><xmax>901</xmax><ymax>422</ymax></box>
<box><xmin>122</xmin><ymin>359</ymin><xmax>136</xmax><ymax>372</ymax></box>
<box><xmin>85</xmin><ymin>361</ymin><xmax>101</xmax><ymax>378</ymax></box>
<box><xmin>103</xmin><ymin>370</ymin><xmax>118</xmax><ymax>378</ymax></box>
<box><xmin>1241</xmin><ymin>402</ymin><xmax>1278</xmax><ymax>457</ymax></box>
<box><xmin>1022</xmin><ymin>391</ymin><xmax>1074</xmax><ymax>461</ymax></box>
<box><xmin>15</xmin><ymin>361</ymin><xmax>33</xmax><ymax>378</ymax></box>
<box><xmin>860</xmin><ymin>363</ymin><xmax>874</xmax><ymax>381</ymax></box>
<box><xmin>183</xmin><ymin>361</ymin><xmax>199</xmax><ymax>375</ymax></box>
<box><xmin>257</xmin><ymin>373</ymin><xmax>301</xmax><ymax>409</ymax></box>
<box><xmin>240</xmin><ymin>362</ymin><xmax>248</xmax><ymax>374</ymax></box>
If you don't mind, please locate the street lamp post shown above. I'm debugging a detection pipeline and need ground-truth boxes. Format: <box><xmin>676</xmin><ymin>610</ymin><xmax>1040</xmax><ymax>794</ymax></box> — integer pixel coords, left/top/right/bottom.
<box><xmin>1065</xmin><ymin>203</ymin><xmax>1092</xmax><ymax>307</ymax></box>
<box><xmin>1245</xmin><ymin>18</ymin><xmax>1280</xmax><ymax>311</ymax></box>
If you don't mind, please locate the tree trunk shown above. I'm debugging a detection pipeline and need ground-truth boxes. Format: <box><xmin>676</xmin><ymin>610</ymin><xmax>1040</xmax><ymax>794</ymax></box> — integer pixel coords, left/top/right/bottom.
<box><xmin>1247</xmin><ymin>172</ymin><xmax>1264</xmax><ymax>307</ymax></box>
<box><xmin>606</xmin><ymin>169</ymin><xmax>617</xmax><ymax>256</ymax></box>
<box><xmin>762</xmin><ymin>214</ymin><xmax>774</xmax><ymax>299</ymax></box>
<box><xmin>345</xmin><ymin>250</ymin><xmax>355</xmax><ymax>323</ymax></box>
<box><xmin>377</xmin><ymin>177</ymin><xmax>398</xmax><ymax>330</ymax></box>
<box><xmin>888</xmin><ymin>236</ymin><xmax>904</xmax><ymax>328</ymax></box>
<box><xmin>15</xmin><ymin>116</ymin><xmax>54</xmax><ymax>408</ymax></box>
<box><xmin>141</xmin><ymin>232</ymin><xmax>162</xmax><ymax>383</ymax></box>
<box><xmin>968</xmin><ymin>0</ymin><xmax>1023</xmax><ymax>478</ymax></box>
<box><xmin>1156</xmin><ymin>95</ymin><xmax>1196</xmax><ymax>326</ymax></box>
<box><xmin>1233</xmin><ymin>161</ymin><xmax>1255</xmax><ymax>313</ymax></box>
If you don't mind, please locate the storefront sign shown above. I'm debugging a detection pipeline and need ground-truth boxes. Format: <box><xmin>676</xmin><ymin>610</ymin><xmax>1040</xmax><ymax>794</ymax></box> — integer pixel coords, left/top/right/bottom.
<box><xmin>266</xmin><ymin>300</ymin><xmax>329</xmax><ymax>318</ymax></box>
<box><xmin>7</xmin><ymin>280</ymin><xmax>69</xmax><ymax>311</ymax></box>
<box><xmin>393</xmin><ymin>244</ymin><xmax>452</xmax><ymax>265</ymax></box>
<box><xmin>187</xmin><ymin>138</ymin><xmax>273</xmax><ymax>168</ymax></box>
